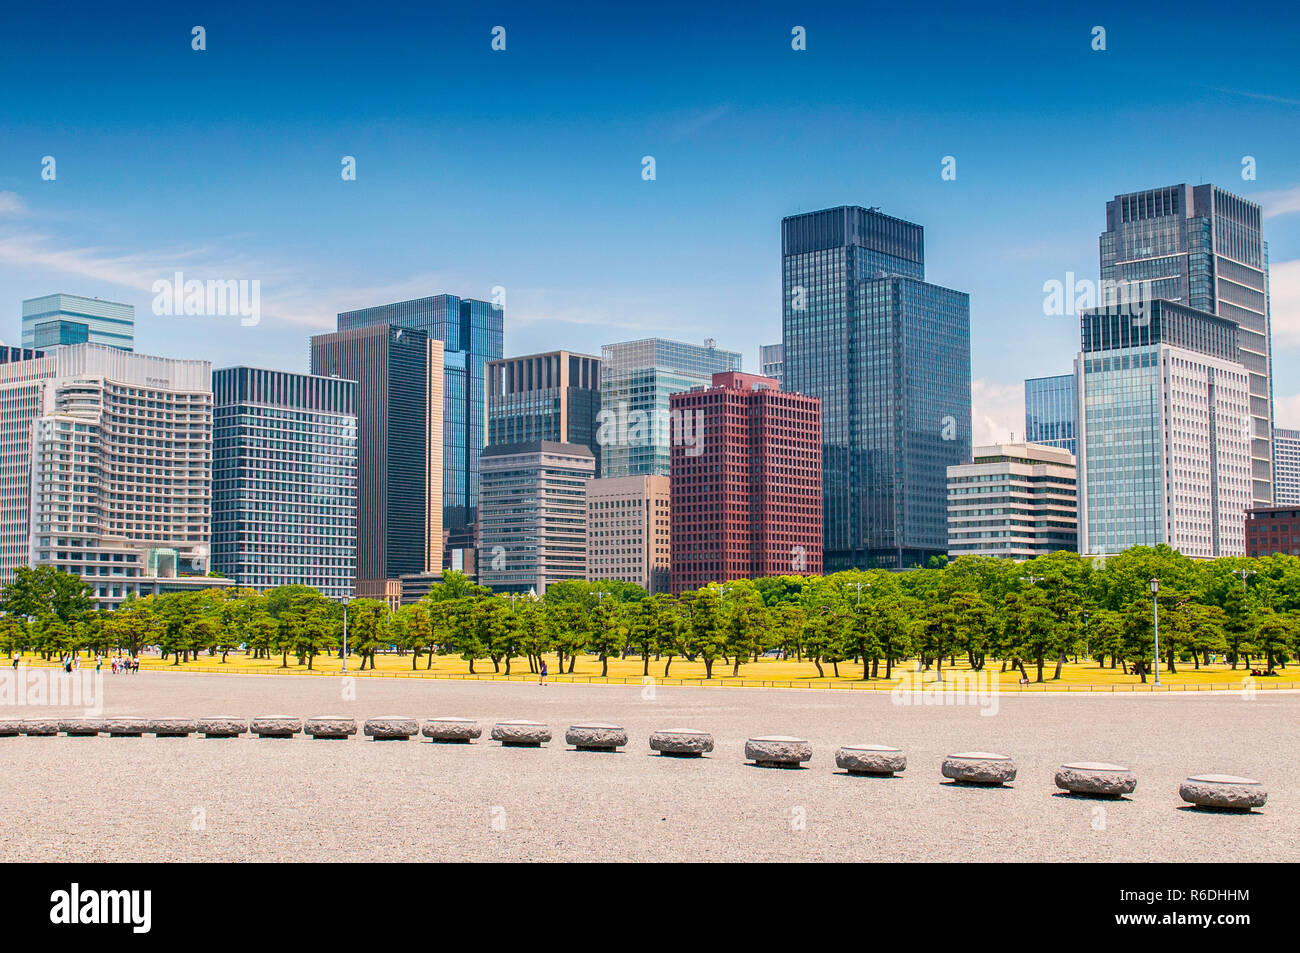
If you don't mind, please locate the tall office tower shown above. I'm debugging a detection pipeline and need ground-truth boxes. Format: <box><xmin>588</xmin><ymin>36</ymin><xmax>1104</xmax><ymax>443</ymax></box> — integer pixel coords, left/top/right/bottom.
<box><xmin>0</xmin><ymin>345</ymin><xmax>226</xmax><ymax>607</ymax></box>
<box><xmin>22</xmin><ymin>294</ymin><xmax>134</xmax><ymax>351</ymax></box>
<box><xmin>760</xmin><ymin>343</ymin><xmax>784</xmax><ymax>387</ymax></box>
<box><xmin>947</xmin><ymin>443</ymin><xmax>1078</xmax><ymax>558</ymax></box>
<box><xmin>1076</xmin><ymin>302</ymin><xmax>1251</xmax><ymax>558</ymax></box>
<box><xmin>1101</xmin><ymin>184</ymin><xmax>1272</xmax><ymax>504</ymax></box>
<box><xmin>310</xmin><ymin>325</ymin><xmax>443</xmax><ymax>601</ymax></box>
<box><xmin>598</xmin><ymin>338</ymin><xmax>742</xmax><ymax>479</ymax></box>
<box><xmin>670</xmin><ymin>372</ymin><xmax>822</xmax><ymax>593</ymax></box>
<box><xmin>1024</xmin><ymin>373</ymin><xmax>1077</xmax><ymax>455</ymax></box>
<box><xmin>478</xmin><ymin>441</ymin><xmax>595</xmax><ymax>595</ymax></box>
<box><xmin>486</xmin><ymin>351</ymin><xmax>601</xmax><ymax>471</ymax></box>
<box><xmin>1270</xmin><ymin>428</ymin><xmax>1300</xmax><ymax>506</ymax></box>
<box><xmin>212</xmin><ymin>367</ymin><xmax>359</xmax><ymax>599</ymax></box>
<box><xmin>782</xmin><ymin>205</ymin><xmax>972</xmax><ymax>570</ymax></box>
<box><xmin>586</xmin><ymin>475</ymin><xmax>671</xmax><ymax>594</ymax></box>
<box><xmin>337</xmin><ymin>294</ymin><xmax>502</xmax><ymax>530</ymax></box>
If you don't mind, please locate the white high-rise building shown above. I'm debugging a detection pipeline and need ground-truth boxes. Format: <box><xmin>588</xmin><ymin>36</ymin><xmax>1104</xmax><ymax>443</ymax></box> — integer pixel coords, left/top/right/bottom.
<box><xmin>947</xmin><ymin>443</ymin><xmax>1077</xmax><ymax>559</ymax></box>
<box><xmin>586</xmin><ymin>475</ymin><xmax>671</xmax><ymax>593</ymax></box>
<box><xmin>1077</xmin><ymin>302</ymin><xmax>1252</xmax><ymax>558</ymax></box>
<box><xmin>0</xmin><ymin>344</ymin><xmax>228</xmax><ymax>606</ymax></box>
<box><xmin>1272</xmin><ymin>428</ymin><xmax>1300</xmax><ymax>506</ymax></box>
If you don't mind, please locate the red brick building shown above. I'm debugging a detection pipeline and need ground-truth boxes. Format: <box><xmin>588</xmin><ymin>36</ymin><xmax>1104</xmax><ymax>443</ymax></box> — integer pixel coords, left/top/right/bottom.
<box><xmin>670</xmin><ymin>371</ymin><xmax>822</xmax><ymax>593</ymax></box>
<box><xmin>1245</xmin><ymin>506</ymin><xmax>1300</xmax><ymax>557</ymax></box>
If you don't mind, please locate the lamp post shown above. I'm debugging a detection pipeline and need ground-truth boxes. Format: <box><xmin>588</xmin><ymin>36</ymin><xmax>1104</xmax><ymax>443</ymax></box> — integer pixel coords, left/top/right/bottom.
<box><xmin>1149</xmin><ymin>577</ymin><xmax>1160</xmax><ymax>686</ymax></box>
<box><xmin>340</xmin><ymin>595</ymin><xmax>351</xmax><ymax>674</ymax></box>
<box><xmin>1233</xmin><ymin>568</ymin><xmax>1256</xmax><ymax>592</ymax></box>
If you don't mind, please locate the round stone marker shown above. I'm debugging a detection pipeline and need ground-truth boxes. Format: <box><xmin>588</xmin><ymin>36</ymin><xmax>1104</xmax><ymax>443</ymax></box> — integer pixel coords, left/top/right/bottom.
<box><xmin>305</xmin><ymin>716</ymin><xmax>357</xmax><ymax>739</ymax></box>
<box><xmin>491</xmin><ymin>720</ymin><xmax>551</xmax><ymax>747</ymax></box>
<box><xmin>250</xmin><ymin>715</ymin><xmax>301</xmax><ymax>738</ymax></box>
<box><xmin>745</xmin><ymin>735</ymin><xmax>813</xmax><ymax>768</ymax></box>
<box><xmin>59</xmin><ymin>718</ymin><xmax>104</xmax><ymax>737</ymax></box>
<box><xmin>836</xmin><ymin>744</ymin><xmax>907</xmax><ymax>776</ymax></box>
<box><xmin>363</xmin><ymin>716</ymin><xmax>418</xmax><ymax>740</ymax></box>
<box><xmin>649</xmin><ymin>728</ymin><xmax>715</xmax><ymax>757</ymax></box>
<box><xmin>1055</xmin><ymin>762</ymin><xmax>1136</xmax><ymax>797</ymax></box>
<box><xmin>942</xmin><ymin>751</ymin><xmax>1017</xmax><ymax>785</ymax></box>
<box><xmin>148</xmin><ymin>718</ymin><xmax>198</xmax><ymax>737</ymax></box>
<box><xmin>1179</xmin><ymin>774</ymin><xmax>1268</xmax><ymax>811</ymax></box>
<box><xmin>0</xmin><ymin>719</ymin><xmax>22</xmax><ymax>737</ymax></box>
<box><xmin>19</xmin><ymin>719</ymin><xmax>58</xmax><ymax>736</ymax></box>
<box><xmin>422</xmin><ymin>717</ymin><xmax>483</xmax><ymax>743</ymax></box>
<box><xmin>197</xmin><ymin>716</ymin><xmax>247</xmax><ymax>738</ymax></box>
<box><xmin>566</xmin><ymin>723</ymin><xmax>628</xmax><ymax>751</ymax></box>
<box><xmin>101</xmin><ymin>717</ymin><xmax>148</xmax><ymax>737</ymax></box>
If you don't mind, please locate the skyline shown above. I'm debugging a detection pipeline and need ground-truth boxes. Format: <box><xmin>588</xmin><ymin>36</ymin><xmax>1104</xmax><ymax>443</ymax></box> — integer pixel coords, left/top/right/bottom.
<box><xmin>2</xmin><ymin>0</ymin><xmax>1300</xmax><ymax>442</ymax></box>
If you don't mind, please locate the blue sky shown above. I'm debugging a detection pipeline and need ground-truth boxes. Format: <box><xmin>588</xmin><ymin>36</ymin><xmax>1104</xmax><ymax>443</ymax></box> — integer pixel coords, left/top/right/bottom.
<box><xmin>2</xmin><ymin>0</ymin><xmax>1299</xmax><ymax>440</ymax></box>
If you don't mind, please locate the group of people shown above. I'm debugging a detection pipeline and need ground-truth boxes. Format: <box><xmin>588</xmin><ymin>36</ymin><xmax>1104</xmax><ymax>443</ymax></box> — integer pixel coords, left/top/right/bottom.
<box><xmin>107</xmin><ymin>656</ymin><xmax>139</xmax><ymax>675</ymax></box>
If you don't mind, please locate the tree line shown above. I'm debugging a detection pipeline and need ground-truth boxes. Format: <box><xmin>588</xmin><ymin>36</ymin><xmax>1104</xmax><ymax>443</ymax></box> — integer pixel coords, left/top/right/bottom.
<box><xmin>1</xmin><ymin>546</ymin><xmax>1298</xmax><ymax>681</ymax></box>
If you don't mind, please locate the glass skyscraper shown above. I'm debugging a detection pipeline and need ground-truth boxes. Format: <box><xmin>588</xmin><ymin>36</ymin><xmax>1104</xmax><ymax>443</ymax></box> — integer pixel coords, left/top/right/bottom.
<box><xmin>782</xmin><ymin>205</ymin><xmax>971</xmax><ymax>570</ymax></box>
<box><xmin>212</xmin><ymin>367</ymin><xmax>358</xmax><ymax>599</ymax></box>
<box><xmin>337</xmin><ymin>294</ymin><xmax>503</xmax><ymax>529</ymax></box>
<box><xmin>487</xmin><ymin>351</ymin><xmax>601</xmax><ymax>471</ymax></box>
<box><xmin>22</xmin><ymin>294</ymin><xmax>134</xmax><ymax>351</ymax></box>
<box><xmin>598</xmin><ymin>338</ymin><xmax>742</xmax><ymax>478</ymax></box>
<box><xmin>1024</xmin><ymin>373</ymin><xmax>1077</xmax><ymax>456</ymax></box>
<box><xmin>1101</xmin><ymin>184</ymin><xmax>1272</xmax><ymax>504</ymax></box>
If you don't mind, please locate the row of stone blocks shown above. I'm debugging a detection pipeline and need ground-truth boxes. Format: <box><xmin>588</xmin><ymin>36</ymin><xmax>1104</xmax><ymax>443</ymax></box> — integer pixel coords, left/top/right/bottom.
<box><xmin>0</xmin><ymin>718</ymin><xmax>1268</xmax><ymax>810</ymax></box>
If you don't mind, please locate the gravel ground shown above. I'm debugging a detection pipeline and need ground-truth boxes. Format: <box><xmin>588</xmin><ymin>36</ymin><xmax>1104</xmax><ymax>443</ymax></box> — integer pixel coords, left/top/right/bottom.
<box><xmin>1</xmin><ymin>671</ymin><xmax>1296</xmax><ymax>862</ymax></box>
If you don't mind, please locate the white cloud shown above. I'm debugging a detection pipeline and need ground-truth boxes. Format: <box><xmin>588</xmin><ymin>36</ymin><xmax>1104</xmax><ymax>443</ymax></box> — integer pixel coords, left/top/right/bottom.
<box><xmin>0</xmin><ymin>192</ymin><xmax>27</xmax><ymax>217</ymax></box>
<box><xmin>1254</xmin><ymin>186</ymin><xmax>1300</xmax><ymax>219</ymax></box>
<box><xmin>971</xmin><ymin>377</ymin><xmax>1024</xmax><ymax>447</ymax></box>
<box><xmin>1269</xmin><ymin>259</ymin><xmax>1300</xmax><ymax>349</ymax></box>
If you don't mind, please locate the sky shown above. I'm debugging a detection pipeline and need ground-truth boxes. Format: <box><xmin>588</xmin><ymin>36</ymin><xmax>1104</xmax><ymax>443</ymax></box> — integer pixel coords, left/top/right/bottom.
<box><xmin>2</xmin><ymin>0</ymin><xmax>1299</xmax><ymax>443</ymax></box>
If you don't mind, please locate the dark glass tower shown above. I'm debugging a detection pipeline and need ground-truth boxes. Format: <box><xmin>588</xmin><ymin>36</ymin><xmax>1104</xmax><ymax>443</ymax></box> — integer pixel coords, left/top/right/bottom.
<box><xmin>1101</xmin><ymin>184</ymin><xmax>1272</xmax><ymax>503</ymax></box>
<box><xmin>782</xmin><ymin>206</ymin><xmax>971</xmax><ymax>570</ymax></box>
<box><xmin>337</xmin><ymin>294</ymin><xmax>503</xmax><ymax>529</ymax></box>
<box><xmin>1024</xmin><ymin>373</ymin><xmax>1077</xmax><ymax>456</ymax></box>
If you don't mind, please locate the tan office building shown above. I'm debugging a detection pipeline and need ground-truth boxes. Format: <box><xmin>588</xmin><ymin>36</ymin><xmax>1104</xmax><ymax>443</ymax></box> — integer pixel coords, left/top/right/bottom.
<box><xmin>586</xmin><ymin>475</ymin><xmax>671</xmax><ymax>594</ymax></box>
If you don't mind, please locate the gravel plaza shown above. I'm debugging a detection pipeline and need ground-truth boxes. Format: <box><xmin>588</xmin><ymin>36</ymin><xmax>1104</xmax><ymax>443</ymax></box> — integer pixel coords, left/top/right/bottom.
<box><xmin>0</xmin><ymin>671</ymin><xmax>1295</xmax><ymax>863</ymax></box>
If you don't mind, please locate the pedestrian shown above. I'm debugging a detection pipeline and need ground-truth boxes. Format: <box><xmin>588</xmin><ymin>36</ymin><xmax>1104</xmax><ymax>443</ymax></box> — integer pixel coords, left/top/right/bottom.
<box><xmin>539</xmin><ymin>659</ymin><xmax>548</xmax><ymax>686</ymax></box>
<box><xmin>10</xmin><ymin>653</ymin><xmax>18</xmax><ymax>670</ymax></box>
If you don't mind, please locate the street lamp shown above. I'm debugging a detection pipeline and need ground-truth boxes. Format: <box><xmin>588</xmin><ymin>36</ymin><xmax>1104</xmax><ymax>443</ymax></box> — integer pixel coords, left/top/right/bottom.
<box><xmin>340</xmin><ymin>595</ymin><xmax>351</xmax><ymax>674</ymax></box>
<box><xmin>1233</xmin><ymin>568</ymin><xmax>1256</xmax><ymax>592</ymax></box>
<box><xmin>1149</xmin><ymin>577</ymin><xmax>1160</xmax><ymax>686</ymax></box>
<box><xmin>845</xmin><ymin>581</ymin><xmax>867</xmax><ymax>606</ymax></box>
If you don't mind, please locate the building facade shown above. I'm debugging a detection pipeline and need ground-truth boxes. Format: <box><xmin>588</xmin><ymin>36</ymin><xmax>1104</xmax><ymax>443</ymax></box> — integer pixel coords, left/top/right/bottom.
<box><xmin>22</xmin><ymin>294</ymin><xmax>134</xmax><ymax>351</ymax></box>
<box><xmin>947</xmin><ymin>442</ymin><xmax>1077</xmax><ymax>558</ymax></box>
<box><xmin>1271</xmin><ymin>427</ymin><xmax>1300</xmax><ymax>506</ymax></box>
<box><xmin>586</xmin><ymin>475</ymin><xmax>671</xmax><ymax>594</ymax></box>
<box><xmin>1245</xmin><ymin>506</ymin><xmax>1300</xmax><ymax>557</ymax></box>
<box><xmin>1076</xmin><ymin>301</ymin><xmax>1252</xmax><ymax>558</ymax></box>
<box><xmin>1101</xmin><ymin>184</ymin><xmax>1273</xmax><ymax>504</ymax></box>
<box><xmin>670</xmin><ymin>372</ymin><xmax>822</xmax><ymax>593</ymax></box>
<box><xmin>782</xmin><ymin>205</ymin><xmax>972</xmax><ymax>570</ymax></box>
<box><xmin>212</xmin><ymin>367</ymin><xmax>358</xmax><ymax>599</ymax></box>
<box><xmin>0</xmin><ymin>345</ymin><xmax>227</xmax><ymax>607</ymax></box>
<box><xmin>487</xmin><ymin>350</ymin><xmax>601</xmax><ymax>470</ymax></box>
<box><xmin>478</xmin><ymin>441</ymin><xmax>594</xmax><ymax>595</ymax></box>
<box><xmin>598</xmin><ymin>338</ymin><xmax>742</xmax><ymax>479</ymax></box>
<box><xmin>1024</xmin><ymin>373</ymin><xmax>1077</xmax><ymax>455</ymax></box>
<box><xmin>760</xmin><ymin>343</ymin><xmax>784</xmax><ymax>387</ymax></box>
<box><xmin>337</xmin><ymin>294</ymin><xmax>502</xmax><ymax>530</ymax></box>
<box><xmin>310</xmin><ymin>324</ymin><xmax>443</xmax><ymax>598</ymax></box>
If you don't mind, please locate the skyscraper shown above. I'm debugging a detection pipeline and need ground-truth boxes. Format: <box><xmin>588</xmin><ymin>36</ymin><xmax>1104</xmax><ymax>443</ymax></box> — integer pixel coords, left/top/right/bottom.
<box><xmin>478</xmin><ymin>441</ymin><xmax>595</xmax><ymax>595</ymax></box>
<box><xmin>1024</xmin><ymin>373</ymin><xmax>1077</xmax><ymax>455</ymax></box>
<box><xmin>947</xmin><ymin>443</ymin><xmax>1077</xmax><ymax>558</ymax></box>
<box><xmin>1272</xmin><ymin>428</ymin><xmax>1300</xmax><ymax>506</ymax></box>
<box><xmin>486</xmin><ymin>351</ymin><xmax>601</xmax><ymax>470</ymax></box>
<box><xmin>0</xmin><ymin>345</ymin><xmax>226</xmax><ymax>607</ymax></box>
<box><xmin>212</xmin><ymin>367</ymin><xmax>358</xmax><ymax>599</ymax></box>
<box><xmin>1076</xmin><ymin>301</ymin><xmax>1251</xmax><ymax>558</ymax></box>
<box><xmin>310</xmin><ymin>325</ymin><xmax>443</xmax><ymax>600</ymax></box>
<box><xmin>782</xmin><ymin>205</ymin><xmax>972</xmax><ymax>570</ymax></box>
<box><xmin>598</xmin><ymin>337</ymin><xmax>742</xmax><ymax>479</ymax></box>
<box><xmin>337</xmin><ymin>294</ymin><xmax>503</xmax><ymax>529</ymax></box>
<box><xmin>22</xmin><ymin>294</ymin><xmax>134</xmax><ymax>351</ymax></box>
<box><xmin>670</xmin><ymin>371</ymin><xmax>822</xmax><ymax>593</ymax></box>
<box><xmin>760</xmin><ymin>343</ymin><xmax>784</xmax><ymax>387</ymax></box>
<box><xmin>1101</xmin><ymin>184</ymin><xmax>1272</xmax><ymax>504</ymax></box>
